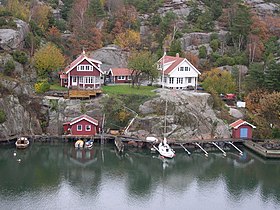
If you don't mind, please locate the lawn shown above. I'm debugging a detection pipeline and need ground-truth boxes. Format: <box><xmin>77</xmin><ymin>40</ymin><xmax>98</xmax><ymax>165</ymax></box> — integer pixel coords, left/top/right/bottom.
<box><xmin>102</xmin><ymin>85</ymin><xmax>158</xmax><ymax>96</ymax></box>
<box><xmin>50</xmin><ymin>84</ymin><xmax>68</xmax><ymax>91</ymax></box>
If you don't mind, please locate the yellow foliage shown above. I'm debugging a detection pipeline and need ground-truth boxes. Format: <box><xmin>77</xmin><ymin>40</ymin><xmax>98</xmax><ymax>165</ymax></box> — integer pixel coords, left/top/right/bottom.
<box><xmin>114</xmin><ymin>29</ymin><xmax>140</xmax><ymax>50</ymax></box>
<box><xmin>6</xmin><ymin>0</ymin><xmax>30</xmax><ymax>21</ymax></box>
<box><xmin>33</xmin><ymin>42</ymin><xmax>65</xmax><ymax>78</ymax></box>
<box><xmin>32</xmin><ymin>4</ymin><xmax>51</xmax><ymax>31</ymax></box>
<box><xmin>118</xmin><ymin>110</ymin><xmax>129</xmax><ymax>122</ymax></box>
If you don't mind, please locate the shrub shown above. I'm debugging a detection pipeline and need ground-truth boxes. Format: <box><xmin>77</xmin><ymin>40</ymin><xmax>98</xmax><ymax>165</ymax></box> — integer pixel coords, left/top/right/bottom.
<box><xmin>210</xmin><ymin>39</ymin><xmax>220</xmax><ymax>52</ymax></box>
<box><xmin>12</xmin><ymin>50</ymin><xmax>28</xmax><ymax>64</ymax></box>
<box><xmin>199</xmin><ymin>46</ymin><xmax>207</xmax><ymax>58</ymax></box>
<box><xmin>0</xmin><ymin>109</ymin><xmax>6</xmax><ymax>123</ymax></box>
<box><xmin>35</xmin><ymin>80</ymin><xmax>50</xmax><ymax>94</ymax></box>
<box><xmin>4</xmin><ymin>60</ymin><xmax>15</xmax><ymax>76</ymax></box>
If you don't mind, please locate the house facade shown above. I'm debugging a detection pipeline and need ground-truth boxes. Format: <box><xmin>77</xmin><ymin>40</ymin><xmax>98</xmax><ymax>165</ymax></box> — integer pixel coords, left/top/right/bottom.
<box><xmin>60</xmin><ymin>51</ymin><xmax>104</xmax><ymax>89</ymax></box>
<box><xmin>107</xmin><ymin>68</ymin><xmax>133</xmax><ymax>83</ymax></box>
<box><xmin>63</xmin><ymin>114</ymin><xmax>99</xmax><ymax>136</ymax></box>
<box><xmin>229</xmin><ymin>119</ymin><xmax>256</xmax><ymax>139</ymax></box>
<box><xmin>157</xmin><ymin>53</ymin><xmax>201</xmax><ymax>89</ymax></box>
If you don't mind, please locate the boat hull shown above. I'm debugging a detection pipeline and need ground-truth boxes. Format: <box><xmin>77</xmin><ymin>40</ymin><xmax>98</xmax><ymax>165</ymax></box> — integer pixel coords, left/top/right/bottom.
<box><xmin>15</xmin><ymin>137</ymin><xmax>29</xmax><ymax>149</ymax></box>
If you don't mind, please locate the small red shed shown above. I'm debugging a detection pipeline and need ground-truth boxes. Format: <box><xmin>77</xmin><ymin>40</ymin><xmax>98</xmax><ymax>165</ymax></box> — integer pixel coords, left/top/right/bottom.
<box><xmin>229</xmin><ymin>119</ymin><xmax>256</xmax><ymax>139</ymax></box>
<box><xmin>63</xmin><ymin>114</ymin><xmax>99</xmax><ymax>136</ymax></box>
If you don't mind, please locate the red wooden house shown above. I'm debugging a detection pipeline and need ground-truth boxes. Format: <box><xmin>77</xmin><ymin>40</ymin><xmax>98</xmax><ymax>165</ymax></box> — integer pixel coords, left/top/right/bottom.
<box><xmin>63</xmin><ymin>114</ymin><xmax>99</xmax><ymax>136</ymax></box>
<box><xmin>60</xmin><ymin>51</ymin><xmax>104</xmax><ymax>89</ymax></box>
<box><xmin>107</xmin><ymin>68</ymin><xmax>133</xmax><ymax>83</ymax></box>
<box><xmin>229</xmin><ymin>119</ymin><xmax>256</xmax><ymax>139</ymax></box>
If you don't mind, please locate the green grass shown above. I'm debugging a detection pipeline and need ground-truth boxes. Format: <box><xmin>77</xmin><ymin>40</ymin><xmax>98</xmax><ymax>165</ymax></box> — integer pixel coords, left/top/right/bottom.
<box><xmin>102</xmin><ymin>85</ymin><xmax>157</xmax><ymax>96</ymax></box>
<box><xmin>50</xmin><ymin>84</ymin><xmax>67</xmax><ymax>91</ymax></box>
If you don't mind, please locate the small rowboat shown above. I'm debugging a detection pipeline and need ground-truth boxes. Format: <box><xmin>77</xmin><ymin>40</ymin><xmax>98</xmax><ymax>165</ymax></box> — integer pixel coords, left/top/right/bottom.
<box><xmin>75</xmin><ymin>140</ymin><xmax>84</xmax><ymax>149</ymax></box>
<box><xmin>15</xmin><ymin>137</ymin><xmax>29</xmax><ymax>149</ymax></box>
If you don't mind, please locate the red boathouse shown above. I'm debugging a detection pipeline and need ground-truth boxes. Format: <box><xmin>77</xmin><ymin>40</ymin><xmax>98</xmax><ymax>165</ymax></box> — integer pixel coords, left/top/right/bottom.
<box><xmin>63</xmin><ymin>115</ymin><xmax>99</xmax><ymax>136</ymax></box>
<box><xmin>229</xmin><ymin>119</ymin><xmax>256</xmax><ymax>139</ymax></box>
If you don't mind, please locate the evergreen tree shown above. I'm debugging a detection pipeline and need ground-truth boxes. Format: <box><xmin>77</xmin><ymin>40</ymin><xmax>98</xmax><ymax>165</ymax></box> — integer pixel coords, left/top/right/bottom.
<box><xmin>245</xmin><ymin>63</ymin><xmax>265</xmax><ymax>91</ymax></box>
<box><xmin>265</xmin><ymin>60</ymin><xmax>280</xmax><ymax>91</ymax></box>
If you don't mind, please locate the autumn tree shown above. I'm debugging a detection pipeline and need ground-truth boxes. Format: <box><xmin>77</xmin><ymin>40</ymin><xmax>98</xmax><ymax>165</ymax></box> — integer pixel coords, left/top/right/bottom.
<box><xmin>201</xmin><ymin>68</ymin><xmax>236</xmax><ymax>94</ymax></box>
<box><xmin>30</xmin><ymin>4</ymin><xmax>52</xmax><ymax>32</ymax></box>
<box><xmin>127</xmin><ymin>51</ymin><xmax>158</xmax><ymax>87</ymax></box>
<box><xmin>33</xmin><ymin>42</ymin><xmax>65</xmax><ymax>79</ymax></box>
<box><xmin>114</xmin><ymin>29</ymin><xmax>140</xmax><ymax>50</ymax></box>
<box><xmin>245</xmin><ymin>90</ymin><xmax>280</xmax><ymax>138</ymax></box>
<box><xmin>6</xmin><ymin>0</ymin><xmax>30</xmax><ymax>21</ymax></box>
<box><xmin>185</xmin><ymin>52</ymin><xmax>199</xmax><ymax>69</ymax></box>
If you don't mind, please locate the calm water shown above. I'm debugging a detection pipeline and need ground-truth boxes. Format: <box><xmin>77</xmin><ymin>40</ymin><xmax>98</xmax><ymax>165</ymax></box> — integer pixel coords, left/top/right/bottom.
<box><xmin>0</xmin><ymin>142</ymin><xmax>280</xmax><ymax>210</ymax></box>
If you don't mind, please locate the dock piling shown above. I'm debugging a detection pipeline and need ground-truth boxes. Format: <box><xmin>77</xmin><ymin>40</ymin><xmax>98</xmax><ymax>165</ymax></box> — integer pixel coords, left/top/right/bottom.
<box><xmin>227</xmin><ymin>141</ymin><xmax>243</xmax><ymax>155</ymax></box>
<box><xmin>179</xmin><ymin>144</ymin><xmax>191</xmax><ymax>155</ymax></box>
<box><xmin>211</xmin><ymin>142</ymin><xmax>226</xmax><ymax>156</ymax></box>
<box><xmin>195</xmin><ymin>143</ymin><xmax>208</xmax><ymax>157</ymax></box>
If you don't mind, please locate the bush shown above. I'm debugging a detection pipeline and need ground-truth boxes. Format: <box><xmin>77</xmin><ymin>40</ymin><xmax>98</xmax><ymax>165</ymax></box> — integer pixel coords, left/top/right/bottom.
<box><xmin>199</xmin><ymin>46</ymin><xmax>207</xmax><ymax>58</ymax></box>
<box><xmin>4</xmin><ymin>60</ymin><xmax>15</xmax><ymax>76</ymax></box>
<box><xmin>0</xmin><ymin>109</ymin><xmax>6</xmax><ymax>123</ymax></box>
<box><xmin>210</xmin><ymin>39</ymin><xmax>220</xmax><ymax>52</ymax></box>
<box><xmin>12</xmin><ymin>50</ymin><xmax>28</xmax><ymax>64</ymax></box>
<box><xmin>35</xmin><ymin>80</ymin><xmax>50</xmax><ymax>94</ymax></box>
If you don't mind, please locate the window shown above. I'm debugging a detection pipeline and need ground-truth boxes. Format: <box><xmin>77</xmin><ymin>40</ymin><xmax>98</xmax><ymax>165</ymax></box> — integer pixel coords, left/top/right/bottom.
<box><xmin>169</xmin><ymin>77</ymin><xmax>174</xmax><ymax>84</ymax></box>
<box><xmin>164</xmin><ymin>77</ymin><xmax>167</xmax><ymax>83</ymax></box>
<box><xmin>64</xmin><ymin>79</ymin><xmax>67</xmax><ymax>83</ymax></box>
<box><xmin>180</xmin><ymin>67</ymin><xmax>184</xmax><ymax>71</ymax></box>
<box><xmin>77</xmin><ymin>65</ymin><xmax>93</xmax><ymax>71</ymax></box>
<box><xmin>86</xmin><ymin>125</ymin><xmax>91</xmax><ymax>131</ymax></box>
<box><xmin>77</xmin><ymin>125</ymin><xmax>82</xmax><ymax>131</ymax></box>
<box><xmin>118</xmin><ymin>76</ymin><xmax>125</xmax><ymax>80</ymax></box>
<box><xmin>188</xmin><ymin>77</ymin><xmax>192</xmax><ymax>83</ymax></box>
<box><xmin>79</xmin><ymin>77</ymin><xmax>83</xmax><ymax>84</ymax></box>
<box><xmin>128</xmin><ymin>76</ymin><xmax>132</xmax><ymax>80</ymax></box>
<box><xmin>177</xmin><ymin>78</ymin><xmax>183</xmax><ymax>84</ymax></box>
<box><xmin>72</xmin><ymin>77</ymin><xmax>77</xmax><ymax>83</ymax></box>
<box><xmin>185</xmin><ymin>67</ymin><xmax>189</xmax><ymax>71</ymax></box>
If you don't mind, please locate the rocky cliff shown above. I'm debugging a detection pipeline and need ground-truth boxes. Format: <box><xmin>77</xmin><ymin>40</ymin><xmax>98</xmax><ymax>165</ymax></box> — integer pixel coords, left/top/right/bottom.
<box><xmin>128</xmin><ymin>89</ymin><xmax>231</xmax><ymax>141</ymax></box>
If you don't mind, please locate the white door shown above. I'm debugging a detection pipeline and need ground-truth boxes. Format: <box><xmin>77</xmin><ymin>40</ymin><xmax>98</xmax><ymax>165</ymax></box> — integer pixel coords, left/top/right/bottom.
<box><xmin>72</xmin><ymin>76</ymin><xmax>77</xmax><ymax>86</ymax></box>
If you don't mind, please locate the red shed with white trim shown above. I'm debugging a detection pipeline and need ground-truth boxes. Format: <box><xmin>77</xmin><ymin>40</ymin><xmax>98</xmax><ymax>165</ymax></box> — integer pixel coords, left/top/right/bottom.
<box><xmin>229</xmin><ymin>119</ymin><xmax>256</xmax><ymax>139</ymax></box>
<box><xmin>63</xmin><ymin>114</ymin><xmax>99</xmax><ymax>136</ymax></box>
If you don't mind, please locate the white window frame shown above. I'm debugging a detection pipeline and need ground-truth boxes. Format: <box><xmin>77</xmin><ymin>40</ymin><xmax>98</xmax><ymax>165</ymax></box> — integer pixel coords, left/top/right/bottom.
<box><xmin>185</xmin><ymin>67</ymin><xmax>189</xmax><ymax>71</ymax></box>
<box><xmin>77</xmin><ymin>125</ymin><xmax>82</xmax><ymax>131</ymax></box>
<box><xmin>77</xmin><ymin>65</ymin><xmax>93</xmax><ymax>71</ymax></box>
<box><xmin>169</xmin><ymin>77</ymin><xmax>174</xmax><ymax>84</ymax></box>
<box><xmin>86</xmin><ymin>125</ymin><xmax>91</xmax><ymax>131</ymax></box>
<box><xmin>188</xmin><ymin>77</ymin><xmax>192</xmax><ymax>83</ymax></box>
<box><xmin>177</xmin><ymin>78</ymin><xmax>183</xmax><ymax>84</ymax></box>
<box><xmin>180</xmin><ymin>67</ymin><xmax>184</xmax><ymax>71</ymax></box>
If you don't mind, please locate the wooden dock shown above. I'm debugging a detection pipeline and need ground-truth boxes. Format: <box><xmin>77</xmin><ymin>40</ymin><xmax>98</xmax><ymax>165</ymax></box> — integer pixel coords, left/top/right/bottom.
<box><xmin>243</xmin><ymin>140</ymin><xmax>280</xmax><ymax>158</ymax></box>
<box><xmin>66</xmin><ymin>89</ymin><xmax>102</xmax><ymax>99</ymax></box>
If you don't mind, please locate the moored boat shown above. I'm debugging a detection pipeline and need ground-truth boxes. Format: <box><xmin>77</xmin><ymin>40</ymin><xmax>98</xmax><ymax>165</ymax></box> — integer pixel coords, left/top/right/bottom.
<box><xmin>75</xmin><ymin>139</ymin><xmax>84</xmax><ymax>149</ymax></box>
<box><xmin>153</xmin><ymin>137</ymin><xmax>175</xmax><ymax>159</ymax></box>
<box><xmin>15</xmin><ymin>137</ymin><xmax>29</xmax><ymax>149</ymax></box>
<box><xmin>85</xmin><ymin>140</ymin><xmax>94</xmax><ymax>149</ymax></box>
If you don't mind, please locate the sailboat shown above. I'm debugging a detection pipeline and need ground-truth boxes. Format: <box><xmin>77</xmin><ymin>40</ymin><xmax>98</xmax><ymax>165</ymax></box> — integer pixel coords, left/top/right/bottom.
<box><xmin>153</xmin><ymin>137</ymin><xmax>175</xmax><ymax>158</ymax></box>
<box><xmin>153</xmin><ymin>99</ymin><xmax>176</xmax><ymax>158</ymax></box>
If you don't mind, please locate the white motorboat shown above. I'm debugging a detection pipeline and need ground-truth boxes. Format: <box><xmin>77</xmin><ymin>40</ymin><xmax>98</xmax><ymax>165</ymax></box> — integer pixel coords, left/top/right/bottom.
<box><xmin>15</xmin><ymin>137</ymin><xmax>29</xmax><ymax>149</ymax></box>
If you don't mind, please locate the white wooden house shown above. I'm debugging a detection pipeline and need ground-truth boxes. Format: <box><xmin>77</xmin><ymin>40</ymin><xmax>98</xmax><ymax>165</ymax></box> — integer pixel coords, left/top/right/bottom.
<box><xmin>157</xmin><ymin>53</ymin><xmax>201</xmax><ymax>89</ymax></box>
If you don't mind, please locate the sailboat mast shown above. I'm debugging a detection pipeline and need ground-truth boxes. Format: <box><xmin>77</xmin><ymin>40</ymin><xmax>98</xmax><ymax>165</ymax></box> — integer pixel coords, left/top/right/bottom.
<box><xmin>164</xmin><ymin>99</ymin><xmax>167</xmax><ymax>140</ymax></box>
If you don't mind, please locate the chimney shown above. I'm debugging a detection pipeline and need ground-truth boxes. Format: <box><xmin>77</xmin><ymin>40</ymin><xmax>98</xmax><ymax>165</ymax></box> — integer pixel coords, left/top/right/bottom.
<box><xmin>176</xmin><ymin>53</ymin><xmax>179</xmax><ymax>57</ymax></box>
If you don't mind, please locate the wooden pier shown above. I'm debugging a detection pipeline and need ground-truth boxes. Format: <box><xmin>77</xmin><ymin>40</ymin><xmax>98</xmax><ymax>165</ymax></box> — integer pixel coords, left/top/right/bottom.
<box><xmin>3</xmin><ymin>133</ymin><xmax>280</xmax><ymax>159</ymax></box>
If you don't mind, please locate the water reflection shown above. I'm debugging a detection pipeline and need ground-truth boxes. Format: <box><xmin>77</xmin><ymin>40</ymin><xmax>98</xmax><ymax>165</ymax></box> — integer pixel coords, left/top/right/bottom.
<box><xmin>0</xmin><ymin>143</ymin><xmax>280</xmax><ymax>209</ymax></box>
